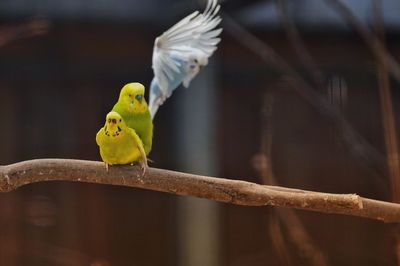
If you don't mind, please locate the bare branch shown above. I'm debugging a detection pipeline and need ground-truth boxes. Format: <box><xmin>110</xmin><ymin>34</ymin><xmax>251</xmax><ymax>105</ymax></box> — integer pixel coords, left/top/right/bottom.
<box><xmin>0</xmin><ymin>159</ymin><xmax>399</xmax><ymax>223</ymax></box>
<box><xmin>276</xmin><ymin>0</ymin><xmax>325</xmax><ymax>88</ymax></box>
<box><xmin>255</xmin><ymin>93</ymin><xmax>297</xmax><ymax>265</ymax></box>
<box><xmin>372</xmin><ymin>0</ymin><xmax>400</xmax><ymax>205</ymax></box>
<box><xmin>223</xmin><ymin>15</ymin><xmax>388</xmax><ymax>182</ymax></box>
<box><xmin>324</xmin><ymin>0</ymin><xmax>400</xmax><ymax>84</ymax></box>
<box><xmin>255</xmin><ymin>92</ymin><xmax>330</xmax><ymax>265</ymax></box>
<box><xmin>372</xmin><ymin>0</ymin><xmax>400</xmax><ymax>263</ymax></box>
<box><xmin>0</xmin><ymin>18</ymin><xmax>49</xmax><ymax>47</ymax></box>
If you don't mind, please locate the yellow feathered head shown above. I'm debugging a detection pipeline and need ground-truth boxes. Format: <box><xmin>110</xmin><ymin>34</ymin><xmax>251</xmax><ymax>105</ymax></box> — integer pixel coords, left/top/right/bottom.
<box><xmin>118</xmin><ymin>82</ymin><xmax>148</xmax><ymax>113</ymax></box>
<box><xmin>104</xmin><ymin>111</ymin><xmax>127</xmax><ymax>138</ymax></box>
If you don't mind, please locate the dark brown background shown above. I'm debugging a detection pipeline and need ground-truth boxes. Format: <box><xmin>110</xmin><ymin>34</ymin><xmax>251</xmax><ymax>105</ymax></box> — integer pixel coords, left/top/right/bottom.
<box><xmin>0</xmin><ymin>1</ymin><xmax>400</xmax><ymax>265</ymax></box>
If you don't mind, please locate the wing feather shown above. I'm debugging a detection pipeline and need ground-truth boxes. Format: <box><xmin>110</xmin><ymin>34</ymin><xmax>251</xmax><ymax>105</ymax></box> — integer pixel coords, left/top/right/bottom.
<box><xmin>152</xmin><ymin>0</ymin><xmax>222</xmax><ymax>94</ymax></box>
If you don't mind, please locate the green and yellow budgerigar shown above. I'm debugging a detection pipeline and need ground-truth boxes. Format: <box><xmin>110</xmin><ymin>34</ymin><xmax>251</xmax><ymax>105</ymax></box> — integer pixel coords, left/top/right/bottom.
<box><xmin>112</xmin><ymin>82</ymin><xmax>153</xmax><ymax>155</ymax></box>
<box><xmin>96</xmin><ymin>111</ymin><xmax>147</xmax><ymax>171</ymax></box>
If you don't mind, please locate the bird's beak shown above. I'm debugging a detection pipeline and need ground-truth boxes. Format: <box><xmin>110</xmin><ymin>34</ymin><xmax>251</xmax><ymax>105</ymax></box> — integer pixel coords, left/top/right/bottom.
<box><xmin>108</xmin><ymin>118</ymin><xmax>117</xmax><ymax>128</ymax></box>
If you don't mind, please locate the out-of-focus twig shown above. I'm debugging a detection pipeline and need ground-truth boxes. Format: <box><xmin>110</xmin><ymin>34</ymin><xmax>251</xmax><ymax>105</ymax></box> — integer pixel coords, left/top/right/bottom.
<box><xmin>0</xmin><ymin>18</ymin><xmax>49</xmax><ymax>48</ymax></box>
<box><xmin>372</xmin><ymin>0</ymin><xmax>400</xmax><ymax>206</ymax></box>
<box><xmin>276</xmin><ymin>0</ymin><xmax>325</xmax><ymax>89</ymax></box>
<box><xmin>372</xmin><ymin>0</ymin><xmax>400</xmax><ymax>264</ymax></box>
<box><xmin>223</xmin><ymin>15</ymin><xmax>388</xmax><ymax>184</ymax></box>
<box><xmin>254</xmin><ymin>93</ymin><xmax>329</xmax><ymax>266</ymax></box>
<box><xmin>254</xmin><ymin>93</ymin><xmax>294</xmax><ymax>265</ymax></box>
<box><xmin>277</xmin><ymin>0</ymin><xmax>347</xmax><ymax>154</ymax></box>
<box><xmin>269</xmin><ymin>214</ymin><xmax>294</xmax><ymax>265</ymax></box>
<box><xmin>324</xmin><ymin>0</ymin><xmax>400</xmax><ymax>85</ymax></box>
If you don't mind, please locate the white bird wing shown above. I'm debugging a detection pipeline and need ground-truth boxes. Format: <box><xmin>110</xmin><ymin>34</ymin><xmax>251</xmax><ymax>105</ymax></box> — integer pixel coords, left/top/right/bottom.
<box><xmin>152</xmin><ymin>0</ymin><xmax>222</xmax><ymax>95</ymax></box>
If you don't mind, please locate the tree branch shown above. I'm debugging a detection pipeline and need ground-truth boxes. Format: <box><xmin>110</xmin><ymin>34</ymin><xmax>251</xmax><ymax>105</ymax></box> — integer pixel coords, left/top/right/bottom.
<box><xmin>0</xmin><ymin>18</ymin><xmax>49</xmax><ymax>48</ymax></box>
<box><xmin>0</xmin><ymin>159</ymin><xmax>399</xmax><ymax>223</ymax></box>
<box><xmin>223</xmin><ymin>15</ymin><xmax>388</xmax><ymax>182</ymax></box>
<box><xmin>324</xmin><ymin>0</ymin><xmax>400</xmax><ymax>85</ymax></box>
<box><xmin>255</xmin><ymin>92</ymin><xmax>330</xmax><ymax>265</ymax></box>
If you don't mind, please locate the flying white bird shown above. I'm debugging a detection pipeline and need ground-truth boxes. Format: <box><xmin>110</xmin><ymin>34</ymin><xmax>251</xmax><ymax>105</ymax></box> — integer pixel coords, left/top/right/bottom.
<box><xmin>149</xmin><ymin>0</ymin><xmax>222</xmax><ymax>119</ymax></box>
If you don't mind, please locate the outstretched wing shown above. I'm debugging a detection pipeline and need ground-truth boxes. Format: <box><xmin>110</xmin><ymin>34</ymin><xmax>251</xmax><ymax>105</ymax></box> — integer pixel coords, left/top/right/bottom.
<box><xmin>151</xmin><ymin>0</ymin><xmax>222</xmax><ymax>96</ymax></box>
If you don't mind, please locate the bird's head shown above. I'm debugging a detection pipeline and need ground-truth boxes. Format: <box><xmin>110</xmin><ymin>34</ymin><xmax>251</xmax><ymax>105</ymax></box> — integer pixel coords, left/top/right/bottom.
<box><xmin>118</xmin><ymin>82</ymin><xmax>148</xmax><ymax>113</ymax></box>
<box><xmin>189</xmin><ymin>53</ymin><xmax>208</xmax><ymax>67</ymax></box>
<box><xmin>185</xmin><ymin>53</ymin><xmax>208</xmax><ymax>76</ymax></box>
<box><xmin>104</xmin><ymin>111</ymin><xmax>127</xmax><ymax>139</ymax></box>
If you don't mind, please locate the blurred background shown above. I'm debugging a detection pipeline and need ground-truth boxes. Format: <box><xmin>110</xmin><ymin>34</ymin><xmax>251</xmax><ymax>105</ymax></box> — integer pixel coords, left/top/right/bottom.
<box><xmin>0</xmin><ymin>0</ymin><xmax>400</xmax><ymax>265</ymax></box>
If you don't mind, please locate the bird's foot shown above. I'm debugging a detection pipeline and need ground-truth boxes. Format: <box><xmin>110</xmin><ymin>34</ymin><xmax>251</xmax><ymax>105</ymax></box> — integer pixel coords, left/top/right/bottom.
<box><xmin>139</xmin><ymin>160</ymin><xmax>148</xmax><ymax>177</ymax></box>
<box><xmin>105</xmin><ymin>163</ymin><xmax>109</xmax><ymax>172</ymax></box>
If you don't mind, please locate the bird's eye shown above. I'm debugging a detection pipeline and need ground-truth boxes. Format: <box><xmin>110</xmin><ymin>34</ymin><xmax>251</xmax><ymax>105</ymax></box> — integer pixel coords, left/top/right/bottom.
<box><xmin>128</xmin><ymin>94</ymin><xmax>132</xmax><ymax>97</ymax></box>
<box><xmin>119</xmin><ymin>119</ymin><xmax>122</xmax><ymax>122</ymax></box>
<box><xmin>108</xmin><ymin>118</ymin><xmax>111</xmax><ymax>123</ymax></box>
<box><xmin>135</xmin><ymin>95</ymin><xmax>143</xmax><ymax>101</ymax></box>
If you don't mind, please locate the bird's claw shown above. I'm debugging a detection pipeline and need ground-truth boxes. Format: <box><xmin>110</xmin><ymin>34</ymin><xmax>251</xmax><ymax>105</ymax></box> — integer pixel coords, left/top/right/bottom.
<box><xmin>139</xmin><ymin>160</ymin><xmax>148</xmax><ymax>177</ymax></box>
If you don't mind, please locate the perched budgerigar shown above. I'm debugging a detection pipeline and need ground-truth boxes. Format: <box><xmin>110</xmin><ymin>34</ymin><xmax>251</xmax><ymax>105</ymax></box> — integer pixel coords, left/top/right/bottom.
<box><xmin>96</xmin><ymin>111</ymin><xmax>148</xmax><ymax>171</ymax></box>
<box><xmin>149</xmin><ymin>0</ymin><xmax>222</xmax><ymax>118</ymax></box>
<box><xmin>112</xmin><ymin>83</ymin><xmax>153</xmax><ymax>155</ymax></box>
